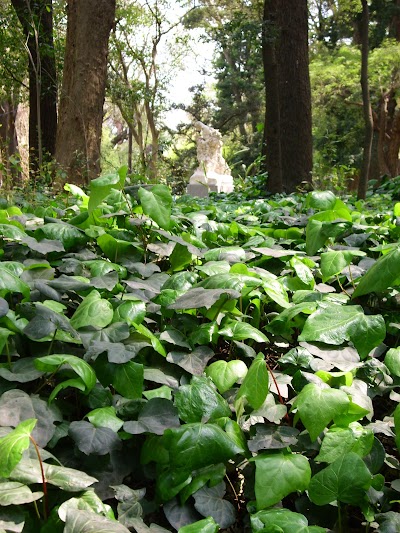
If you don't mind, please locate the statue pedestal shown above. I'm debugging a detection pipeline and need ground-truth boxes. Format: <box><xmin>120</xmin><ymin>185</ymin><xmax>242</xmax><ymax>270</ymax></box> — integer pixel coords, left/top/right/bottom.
<box><xmin>187</xmin><ymin>169</ymin><xmax>234</xmax><ymax>197</ymax></box>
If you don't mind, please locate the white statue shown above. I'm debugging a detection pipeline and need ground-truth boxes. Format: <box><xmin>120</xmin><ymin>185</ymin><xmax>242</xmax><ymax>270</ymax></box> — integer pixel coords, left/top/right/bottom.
<box><xmin>187</xmin><ymin>121</ymin><xmax>234</xmax><ymax>197</ymax></box>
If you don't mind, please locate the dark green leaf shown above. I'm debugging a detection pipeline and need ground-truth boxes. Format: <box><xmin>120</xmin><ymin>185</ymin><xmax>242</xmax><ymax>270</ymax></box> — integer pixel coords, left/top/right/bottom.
<box><xmin>193</xmin><ymin>481</ymin><xmax>236</xmax><ymax>529</ymax></box>
<box><xmin>308</xmin><ymin>452</ymin><xmax>372</xmax><ymax>505</ymax></box>
<box><xmin>69</xmin><ymin>421</ymin><xmax>121</xmax><ymax>455</ymax></box>
<box><xmin>352</xmin><ymin>246</ymin><xmax>400</xmax><ymax>297</ymax></box>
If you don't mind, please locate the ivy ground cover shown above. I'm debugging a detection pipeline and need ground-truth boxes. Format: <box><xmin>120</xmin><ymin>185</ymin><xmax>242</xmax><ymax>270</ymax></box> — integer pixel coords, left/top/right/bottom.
<box><xmin>0</xmin><ymin>172</ymin><xmax>399</xmax><ymax>532</ymax></box>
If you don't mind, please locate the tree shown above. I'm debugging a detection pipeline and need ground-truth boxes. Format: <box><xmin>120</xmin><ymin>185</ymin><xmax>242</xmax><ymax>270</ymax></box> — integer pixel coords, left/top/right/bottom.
<box><xmin>108</xmin><ymin>0</ymin><xmax>188</xmax><ymax>179</ymax></box>
<box><xmin>10</xmin><ymin>0</ymin><xmax>58</xmax><ymax>175</ymax></box>
<box><xmin>358</xmin><ymin>0</ymin><xmax>373</xmax><ymax>199</ymax></box>
<box><xmin>262</xmin><ymin>0</ymin><xmax>312</xmax><ymax>193</ymax></box>
<box><xmin>55</xmin><ymin>0</ymin><xmax>116</xmax><ymax>185</ymax></box>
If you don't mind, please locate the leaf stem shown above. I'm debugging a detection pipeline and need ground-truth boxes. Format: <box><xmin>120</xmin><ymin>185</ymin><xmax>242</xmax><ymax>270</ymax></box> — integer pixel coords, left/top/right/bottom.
<box><xmin>47</xmin><ymin>328</ymin><xmax>57</xmax><ymax>356</ymax></box>
<box><xmin>265</xmin><ymin>359</ymin><xmax>290</xmax><ymax>424</ymax></box>
<box><xmin>5</xmin><ymin>339</ymin><xmax>11</xmax><ymax>369</ymax></box>
<box><xmin>29</xmin><ymin>435</ymin><xmax>49</xmax><ymax>520</ymax></box>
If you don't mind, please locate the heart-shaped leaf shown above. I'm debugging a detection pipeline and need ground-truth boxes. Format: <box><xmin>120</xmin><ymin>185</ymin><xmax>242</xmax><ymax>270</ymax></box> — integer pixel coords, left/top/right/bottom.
<box><xmin>252</xmin><ymin>452</ymin><xmax>311</xmax><ymax>510</ymax></box>
<box><xmin>205</xmin><ymin>360</ymin><xmax>248</xmax><ymax>393</ymax></box>
<box><xmin>138</xmin><ymin>184</ymin><xmax>172</xmax><ymax>230</ymax></box>
<box><xmin>308</xmin><ymin>452</ymin><xmax>372</xmax><ymax>505</ymax></box>
<box><xmin>292</xmin><ymin>383</ymin><xmax>350</xmax><ymax>441</ymax></box>
<box><xmin>0</xmin><ymin>419</ymin><xmax>36</xmax><ymax>477</ymax></box>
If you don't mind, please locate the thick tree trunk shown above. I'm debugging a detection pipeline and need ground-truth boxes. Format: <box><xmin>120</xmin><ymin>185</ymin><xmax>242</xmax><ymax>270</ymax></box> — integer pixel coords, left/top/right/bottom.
<box><xmin>56</xmin><ymin>0</ymin><xmax>116</xmax><ymax>185</ymax></box>
<box><xmin>262</xmin><ymin>0</ymin><xmax>282</xmax><ymax>193</ymax></box>
<box><xmin>11</xmin><ymin>0</ymin><xmax>57</xmax><ymax>176</ymax></box>
<box><xmin>262</xmin><ymin>0</ymin><xmax>312</xmax><ymax>193</ymax></box>
<box><xmin>358</xmin><ymin>0</ymin><xmax>373</xmax><ymax>200</ymax></box>
<box><xmin>279</xmin><ymin>0</ymin><xmax>312</xmax><ymax>192</ymax></box>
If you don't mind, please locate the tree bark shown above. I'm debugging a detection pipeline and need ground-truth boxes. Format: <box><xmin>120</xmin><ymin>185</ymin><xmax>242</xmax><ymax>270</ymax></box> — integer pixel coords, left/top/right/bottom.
<box><xmin>0</xmin><ymin>99</ymin><xmax>20</xmax><ymax>183</ymax></box>
<box><xmin>262</xmin><ymin>0</ymin><xmax>282</xmax><ymax>193</ymax></box>
<box><xmin>11</xmin><ymin>0</ymin><xmax>57</xmax><ymax>176</ymax></box>
<box><xmin>56</xmin><ymin>0</ymin><xmax>116</xmax><ymax>185</ymax></box>
<box><xmin>262</xmin><ymin>0</ymin><xmax>312</xmax><ymax>193</ymax></box>
<box><xmin>358</xmin><ymin>0</ymin><xmax>373</xmax><ymax>200</ymax></box>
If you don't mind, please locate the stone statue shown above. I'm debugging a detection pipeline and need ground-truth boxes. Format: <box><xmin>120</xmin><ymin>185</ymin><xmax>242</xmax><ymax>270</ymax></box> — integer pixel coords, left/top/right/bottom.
<box><xmin>187</xmin><ymin>121</ymin><xmax>234</xmax><ymax>197</ymax></box>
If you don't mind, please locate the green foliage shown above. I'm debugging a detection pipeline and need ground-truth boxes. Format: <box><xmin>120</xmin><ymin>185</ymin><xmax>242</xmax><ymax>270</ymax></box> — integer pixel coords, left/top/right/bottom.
<box><xmin>0</xmin><ymin>176</ymin><xmax>398</xmax><ymax>531</ymax></box>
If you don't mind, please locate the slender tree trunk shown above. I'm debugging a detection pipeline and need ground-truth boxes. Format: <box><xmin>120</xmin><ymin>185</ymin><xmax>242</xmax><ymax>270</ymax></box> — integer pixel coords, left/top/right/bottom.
<box><xmin>56</xmin><ymin>0</ymin><xmax>116</xmax><ymax>185</ymax></box>
<box><xmin>358</xmin><ymin>0</ymin><xmax>374</xmax><ymax>200</ymax></box>
<box><xmin>11</xmin><ymin>0</ymin><xmax>57</xmax><ymax>176</ymax></box>
<box><xmin>262</xmin><ymin>0</ymin><xmax>283</xmax><ymax>193</ymax></box>
<box><xmin>0</xmin><ymin>100</ymin><xmax>20</xmax><ymax>183</ymax></box>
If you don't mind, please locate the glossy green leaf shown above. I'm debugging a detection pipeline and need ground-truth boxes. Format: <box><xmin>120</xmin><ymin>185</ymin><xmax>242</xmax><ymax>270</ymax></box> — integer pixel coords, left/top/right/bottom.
<box><xmin>292</xmin><ymin>383</ymin><xmax>350</xmax><ymax>441</ymax></box>
<box><xmin>178</xmin><ymin>517</ymin><xmax>219</xmax><ymax>533</ymax></box>
<box><xmin>307</xmin><ymin>190</ymin><xmax>337</xmax><ymax>210</ymax></box>
<box><xmin>112</xmin><ymin>361</ymin><xmax>144</xmax><ymax>399</ymax></box>
<box><xmin>88</xmin><ymin>168</ymin><xmax>127</xmax><ymax>215</ymax></box>
<box><xmin>0</xmin><ymin>419</ymin><xmax>36</xmax><ymax>477</ymax></box>
<box><xmin>131</xmin><ymin>322</ymin><xmax>166</xmax><ymax>357</ymax></box>
<box><xmin>86</xmin><ymin>407</ymin><xmax>124</xmax><ymax>432</ymax></box>
<box><xmin>70</xmin><ymin>290</ymin><xmax>114</xmax><ymax>329</ymax></box>
<box><xmin>35</xmin><ymin>354</ymin><xmax>96</xmax><ymax>392</ymax></box>
<box><xmin>35</xmin><ymin>223</ymin><xmax>87</xmax><ymax>251</ymax></box>
<box><xmin>308</xmin><ymin>452</ymin><xmax>372</xmax><ymax>505</ymax></box>
<box><xmin>236</xmin><ymin>353</ymin><xmax>269</xmax><ymax>410</ymax></box>
<box><xmin>138</xmin><ymin>184</ymin><xmax>172</xmax><ymax>230</ymax></box>
<box><xmin>0</xmin><ymin>481</ymin><xmax>43</xmax><ymax>506</ymax></box>
<box><xmin>352</xmin><ymin>245</ymin><xmax>400</xmax><ymax>297</ymax></box>
<box><xmin>251</xmin><ymin>508</ymin><xmax>326</xmax><ymax>532</ymax></box>
<box><xmin>163</xmin><ymin>423</ymin><xmax>244</xmax><ymax>473</ymax></box>
<box><xmin>64</xmin><ymin>509</ymin><xmax>130</xmax><ymax>533</ymax></box>
<box><xmin>205</xmin><ymin>360</ymin><xmax>248</xmax><ymax>393</ymax></box>
<box><xmin>320</xmin><ymin>250</ymin><xmax>357</xmax><ymax>281</ymax></box>
<box><xmin>219</xmin><ymin>320</ymin><xmax>269</xmax><ymax>343</ymax></box>
<box><xmin>299</xmin><ymin>304</ymin><xmax>385</xmax><ymax>358</ymax></box>
<box><xmin>315</xmin><ymin>424</ymin><xmax>374</xmax><ymax>463</ymax></box>
<box><xmin>0</xmin><ymin>265</ymin><xmax>29</xmax><ymax>298</ymax></box>
<box><xmin>384</xmin><ymin>348</ymin><xmax>400</xmax><ymax>377</ymax></box>
<box><xmin>10</xmin><ymin>458</ymin><xmax>97</xmax><ymax>492</ymax></box>
<box><xmin>175</xmin><ymin>376</ymin><xmax>231</xmax><ymax>423</ymax></box>
<box><xmin>253</xmin><ymin>452</ymin><xmax>311</xmax><ymax>509</ymax></box>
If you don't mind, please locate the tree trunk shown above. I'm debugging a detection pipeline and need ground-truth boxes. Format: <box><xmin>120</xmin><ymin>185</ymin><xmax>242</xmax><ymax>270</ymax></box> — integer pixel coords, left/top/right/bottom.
<box><xmin>0</xmin><ymin>100</ymin><xmax>20</xmax><ymax>184</ymax></box>
<box><xmin>358</xmin><ymin>0</ymin><xmax>373</xmax><ymax>200</ymax></box>
<box><xmin>56</xmin><ymin>0</ymin><xmax>116</xmax><ymax>185</ymax></box>
<box><xmin>262</xmin><ymin>0</ymin><xmax>283</xmax><ymax>193</ymax></box>
<box><xmin>11</xmin><ymin>0</ymin><xmax>57</xmax><ymax>176</ymax></box>
<box><xmin>262</xmin><ymin>0</ymin><xmax>312</xmax><ymax>193</ymax></box>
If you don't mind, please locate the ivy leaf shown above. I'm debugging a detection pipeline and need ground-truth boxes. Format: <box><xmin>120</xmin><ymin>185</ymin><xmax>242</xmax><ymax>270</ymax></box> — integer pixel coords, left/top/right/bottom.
<box><xmin>308</xmin><ymin>452</ymin><xmax>372</xmax><ymax>505</ymax></box>
<box><xmin>174</xmin><ymin>377</ymin><xmax>231</xmax><ymax>423</ymax></box>
<box><xmin>124</xmin><ymin>398</ymin><xmax>180</xmax><ymax>435</ymax></box>
<box><xmin>299</xmin><ymin>304</ymin><xmax>385</xmax><ymax>358</ymax></box>
<box><xmin>0</xmin><ymin>482</ymin><xmax>43</xmax><ymax>506</ymax></box>
<box><xmin>292</xmin><ymin>383</ymin><xmax>350</xmax><ymax>441</ymax></box>
<box><xmin>69</xmin><ymin>421</ymin><xmax>121</xmax><ymax>455</ymax></box>
<box><xmin>352</xmin><ymin>245</ymin><xmax>400</xmax><ymax>297</ymax></box>
<box><xmin>178</xmin><ymin>517</ymin><xmax>219</xmax><ymax>533</ymax></box>
<box><xmin>251</xmin><ymin>508</ymin><xmax>326</xmax><ymax>532</ymax></box>
<box><xmin>70</xmin><ymin>290</ymin><xmax>114</xmax><ymax>329</ymax></box>
<box><xmin>35</xmin><ymin>354</ymin><xmax>96</xmax><ymax>393</ymax></box>
<box><xmin>35</xmin><ymin>223</ymin><xmax>87</xmax><ymax>251</ymax></box>
<box><xmin>167</xmin><ymin>347</ymin><xmax>214</xmax><ymax>376</ymax></box>
<box><xmin>219</xmin><ymin>320</ymin><xmax>269</xmax><ymax>343</ymax></box>
<box><xmin>138</xmin><ymin>185</ymin><xmax>172</xmax><ymax>230</ymax></box>
<box><xmin>88</xmin><ymin>168</ymin><xmax>127</xmax><ymax>215</ymax></box>
<box><xmin>112</xmin><ymin>361</ymin><xmax>144</xmax><ymax>399</ymax></box>
<box><xmin>64</xmin><ymin>508</ymin><xmax>130</xmax><ymax>533</ymax></box>
<box><xmin>168</xmin><ymin>288</ymin><xmax>240</xmax><ymax>310</ymax></box>
<box><xmin>193</xmin><ymin>481</ymin><xmax>236</xmax><ymax>529</ymax></box>
<box><xmin>205</xmin><ymin>360</ymin><xmax>248</xmax><ymax>393</ymax></box>
<box><xmin>0</xmin><ymin>265</ymin><xmax>30</xmax><ymax>298</ymax></box>
<box><xmin>236</xmin><ymin>354</ymin><xmax>269</xmax><ymax>410</ymax></box>
<box><xmin>384</xmin><ymin>348</ymin><xmax>400</xmax><ymax>377</ymax></box>
<box><xmin>163</xmin><ymin>423</ymin><xmax>244</xmax><ymax>473</ymax></box>
<box><xmin>252</xmin><ymin>452</ymin><xmax>311</xmax><ymax>510</ymax></box>
<box><xmin>0</xmin><ymin>419</ymin><xmax>36</xmax><ymax>477</ymax></box>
